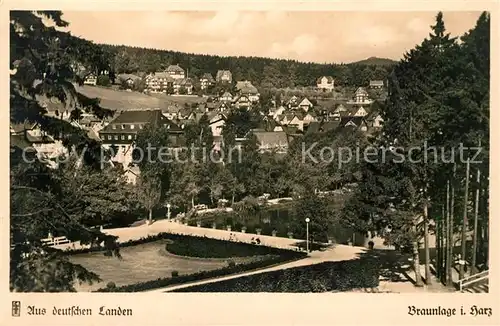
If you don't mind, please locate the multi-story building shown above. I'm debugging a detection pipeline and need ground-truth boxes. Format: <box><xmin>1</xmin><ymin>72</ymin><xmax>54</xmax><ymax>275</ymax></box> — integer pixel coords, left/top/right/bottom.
<box><xmin>200</xmin><ymin>73</ymin><xmax>215</xmax><ymax>90</ymax></box>
<box><xmin>173</xmin><ymin>78</ymin><xmax>194</xmax><ymax>95</ymax></box>
<box><xmin>98</xmin><ymin>110</ymin><xmax>184</xmax><ymax>167</ymax></box>
<box><xmin>216</xmin><ymin>70</ymin><xmax>232</xmax><ymax>83</ymax></box>
<box><xmin>145</xmin><ymin>72</ymin><xmax>174</xmax><ymax>93</ymax></box>
<box><xmin>316</xmin><ymin>76</ymin><xmax>334</xmax><ymax>91</ymax></box>
<box><xmin>166</xmin><ymin>64</ymin><xmax>186</xmax><ymax>79</ymax></box>
<box><xmin>347</xmin><ymin>87</ymin><xmax>374</xmax><ymax>105</ymax></box>
<box><xmin>235</xmin><ymin>81</ymin><xmax>259</xmax><ymax>102</ymax></box>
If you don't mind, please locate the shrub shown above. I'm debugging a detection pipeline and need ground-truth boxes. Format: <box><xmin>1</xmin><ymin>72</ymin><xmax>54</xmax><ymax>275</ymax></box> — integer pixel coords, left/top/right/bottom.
<box><xmin>106</xmin><ymin>282</ymin><xmax>116</xmax><ymax>289</ymax></box>
<box><xmin>164</xmin><ymin>233</ymin><xmax>285</xmax><ymax>258</ymax></box>
<box><xmin>171</xmin><ymin>270</ymin><xmax>179</xmax><ymax>277</ymax></box>
<box><xmin>173</xmin><ymin>259</ymin><xmax>380</xmax><ymax>293</ymax></box>
<box><xmin>96</xmin><ymin>75</ymin><xmax>111</xmax><ymax>87</ymax></box>
<box><xmin>227</xmin><ymin>260</ymin><xmax>236</xmax><ymax>268</ymax></box>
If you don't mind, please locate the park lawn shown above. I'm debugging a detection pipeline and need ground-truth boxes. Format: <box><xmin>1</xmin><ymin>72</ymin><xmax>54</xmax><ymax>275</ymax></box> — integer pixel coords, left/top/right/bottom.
<box><xmin>71</xmin><ymin>239</ymin><xmax>263</xmax><ymax>292</ymax></box>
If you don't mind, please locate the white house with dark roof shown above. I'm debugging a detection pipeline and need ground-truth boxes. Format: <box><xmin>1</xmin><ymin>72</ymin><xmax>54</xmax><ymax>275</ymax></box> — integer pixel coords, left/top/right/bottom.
<box><xmin>83</xmin><ymin>73</ymin><xmax>97</xmax><ymax>86</ymax></box>
<box><xmin>352</xmin><ymin>106</ymin><xmax>368</xmax><ymax>117</ymax></box>
<box><xmin>220</xmin><ymin>91</ymin><xmax>233</xmax><ymax>102</ymax></box>
<box><xmin>369</xmin><ymin>80</ymin><xmax>384</xmax><ymax>89</ymax></box>
<box><xmin>347</xmin><ymin>87</ymin><xmax>374</xmax><ymax>105</ymax></box>
<box><xmin>166</xmin><ymin>64</ymin><xmax>185</xmax><ymax>79</ymax></box>
<box><xmin>298</xmin><ymin>98</ymin><xmax>314</xmax><ymax>112</ymax></box>
<box><xmin>200</xmin><ymin>73</ymin><xmax>215</xmax><ymax>90</ymax></box>
<box><xmin>316</xmin><ymin>76</ymin><xmax>334</xmax><ymax>91</ymax></box>
<box><xmin>145</xmin><ymin>72</ymin><xmax>174</xmax><ymax>93</ymax></box>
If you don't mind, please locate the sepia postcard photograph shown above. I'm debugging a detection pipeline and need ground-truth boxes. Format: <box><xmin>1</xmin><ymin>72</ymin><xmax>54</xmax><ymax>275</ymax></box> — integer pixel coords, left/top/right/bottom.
<box><xmin>3</xmin><ymin>0</ymin><xmax>499</xmax><ymax>325</ymax></box>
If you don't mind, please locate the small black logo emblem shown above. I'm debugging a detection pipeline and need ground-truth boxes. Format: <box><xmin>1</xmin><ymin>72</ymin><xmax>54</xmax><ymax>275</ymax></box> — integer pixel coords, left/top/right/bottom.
<box><xmin>12</xmin><ymin>301</ymin><xmax>21</xmax><ymax>317</ymax></box>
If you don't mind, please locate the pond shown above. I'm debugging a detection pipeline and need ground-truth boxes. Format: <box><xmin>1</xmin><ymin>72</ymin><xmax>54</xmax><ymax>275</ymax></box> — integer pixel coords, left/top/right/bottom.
<box><xmin>71</xmin><ymin>239</ymin><xmax>261</xmax><ymax>292</ymax></box>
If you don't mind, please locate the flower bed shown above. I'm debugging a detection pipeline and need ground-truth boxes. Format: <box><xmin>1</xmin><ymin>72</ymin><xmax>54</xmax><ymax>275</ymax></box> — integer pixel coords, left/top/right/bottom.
<box><xmin>172</xmin><ymin>259</ymin><xmax>380</xmax><ymax>293</ymax></box>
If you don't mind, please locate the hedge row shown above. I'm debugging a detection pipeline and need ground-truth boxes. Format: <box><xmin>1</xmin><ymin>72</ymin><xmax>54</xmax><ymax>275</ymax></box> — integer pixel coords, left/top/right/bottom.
<box><xmin>172</xmin><ymin>258</ymin><xmax>380</xmax><ymax>293</ymax></box>
<box><xmin>164</xmin><ymin>234</ymin><xmax>289</xmax><ymax>258</ymax></box>
<box><xmin>95</xmin><ymin>250</ymin><xmax>306</xmax><ymax>292</ymax></box>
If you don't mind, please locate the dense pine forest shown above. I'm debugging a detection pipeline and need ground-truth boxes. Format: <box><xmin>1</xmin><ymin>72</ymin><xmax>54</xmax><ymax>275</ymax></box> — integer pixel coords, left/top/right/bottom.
<box><xmin>99</xmin><ymin>44</ymin><xmax>395</xmax><ymax>88</ymax></box>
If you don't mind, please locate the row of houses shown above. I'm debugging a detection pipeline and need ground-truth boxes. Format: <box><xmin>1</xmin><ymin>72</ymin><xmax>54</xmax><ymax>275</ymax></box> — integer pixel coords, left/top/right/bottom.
<box><xmin>316</xmin><ymin>76</ymin><xmax>385</xmax><ymax>91</ymax></box>
<box><xmin>84</xmin><ymin>63</ymin><xmax>386</xmax><ymax>95</ymax></box>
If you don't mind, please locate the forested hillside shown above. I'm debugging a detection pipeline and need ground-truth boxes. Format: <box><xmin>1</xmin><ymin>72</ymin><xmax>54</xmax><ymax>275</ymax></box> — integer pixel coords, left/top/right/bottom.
<box><xmin>99</xmin><ymin>44</ymin><xmax>393</xmax><ymax>88</ymax></box>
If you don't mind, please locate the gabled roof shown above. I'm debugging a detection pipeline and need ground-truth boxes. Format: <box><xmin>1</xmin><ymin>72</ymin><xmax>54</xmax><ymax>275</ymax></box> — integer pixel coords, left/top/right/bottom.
<box><xmin>174</xmin><ymin>78</ymin><xmax>193</xmax><ymax>86</ymax></box>
<box><xmin>335</xmin><ymin>104</ymin><xmax>347</xmax><ymax>112</ymax></box>
<box><xmin>235</xmin><ymin>81</ymin><xmax>258</xmax><ymax>94</ymax></box>
<box><xmin>299</xmin><ymin>98</ymin><xmax>313</xmax><ymax>107</ymax></box>
<box><xmin>339</xmin><ymin>116</ymin><xmax>366</xmax><ymax>129</ymax></box>
<box><xmin>216</xmin><ymin>70</ymin><xmax>232</xmax><ymax>80</ymax></box>
<box><xmin>209</xmin><ymin>112</ymin><xmax>226</xmax><ymax>123</ymax></box>
<box><xmin>305</xmin><ymin>120</ymin><xmax>341</xmax><ymax>135</ymax></box>
<box><xmin>147</xmin><ymin>72</ymin><xmax>175</xmax><ymax>81</ymax></box>
<box><xmin>355</xmin><ymin>87</ymin><xmax>369</xmax><ymax>97</ymax></box>
<box><xmin>10</xmin><ymin>121</ymin><xmax>38</xmax><ymax>134</ymax></box>
<box><xmin>166</xmin><ymin>64</ymin><xmax>185</xmax><ymax>73</ymax></box>
<box><xmin>234</xmin><ymin>95</ymin><xmax>250</xmax><ymax>103</ymax></box>
<box><xmin>99</xmin><ymin>110</ymin><xmax>182</xmax><ymax>133</ymax></box>
<box><xmin>221</xmin><ymin>91</ymin><xmax>233</xmax><ymax>98</ymax></box>
<box><xmin>201</xmin><ymin>73</ymin><xmax>215</xmax><ymax>82</ymax></box>
<box><xmin>118</xmin><ymin>74</ymin><xmax>141</xmax><ymax>82</ymax></box>
<box><xmin>317</xmin><ymin>76</ymin><xmax>334</xmax><ymax>83</ymax></box>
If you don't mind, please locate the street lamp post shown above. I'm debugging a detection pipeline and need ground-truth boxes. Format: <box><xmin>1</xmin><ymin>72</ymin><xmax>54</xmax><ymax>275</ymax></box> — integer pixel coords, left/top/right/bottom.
<box><xmin>305</xmin><ymin>218</ymin><xmax>310</xmax><ymax>253</ymax></box>
<box><xmin>166</xmin><ymin>203</ymin><xmax>171</xmax><ymax>221</ymax></box>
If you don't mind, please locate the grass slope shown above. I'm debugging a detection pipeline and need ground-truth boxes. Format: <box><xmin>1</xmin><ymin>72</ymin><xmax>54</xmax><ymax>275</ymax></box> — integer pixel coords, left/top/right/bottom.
<box><xmin>76</xmin><ymin>85</ymin><xmax>206</xmax><ymax>111</ymax></box>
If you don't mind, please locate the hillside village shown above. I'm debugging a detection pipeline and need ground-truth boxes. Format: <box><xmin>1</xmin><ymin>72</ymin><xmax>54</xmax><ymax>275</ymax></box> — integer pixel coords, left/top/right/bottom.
<box><xmin>10</xmin><ymin>11</ymin><xmax>490</xmax><ymax>296</ymax></box>
<box><xmin>11</xmin><ymin>61</ymin><xmax>386</xmax><ymax>183</ymax></box>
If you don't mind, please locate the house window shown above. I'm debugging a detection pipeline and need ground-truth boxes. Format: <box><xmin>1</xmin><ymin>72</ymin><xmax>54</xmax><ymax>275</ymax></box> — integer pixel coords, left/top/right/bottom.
<box><xmin>128</xmin><ymin>135</ymin><xmax>132</xmax><ymax>140</ymax></box>
<box><xmin>112</xmin><ymin>125</ymin><xmax>116</xmax><ymax>129</ymax></box>
<box><xmin>121</xmin><ymin>124</ymin><xmax>126</xmax><ymax>129</ymax></box>
<box><xmin>107</xmin><ymin>135</ymin><xmax>112</xmax><ymax>140</ymax></box>
<box><xmin>139</xmin><ymin>125</ymin><xmax>143</xmax><ymax>129</ymax></box>
<box><xmin>130</xmin><ymin>124</ymin><xmax>134</xmax><ymax>129</ymax></box>
<box><xmin>114</xmin><ymin>135</ymin><xmax>118</xmax><ymax>140</ymax></box>
<box><xmin>121</xmin><ymin>135</ymin><xmax>125</xmax><ymax>140</ymax></box>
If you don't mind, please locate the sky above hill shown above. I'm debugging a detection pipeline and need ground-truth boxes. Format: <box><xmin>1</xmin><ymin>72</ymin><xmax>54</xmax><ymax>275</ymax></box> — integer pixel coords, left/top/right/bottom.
<box><xmin>61</xmin><ymin>11</ymin><xmax>482</xmax><ymax>64</ymax></box>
